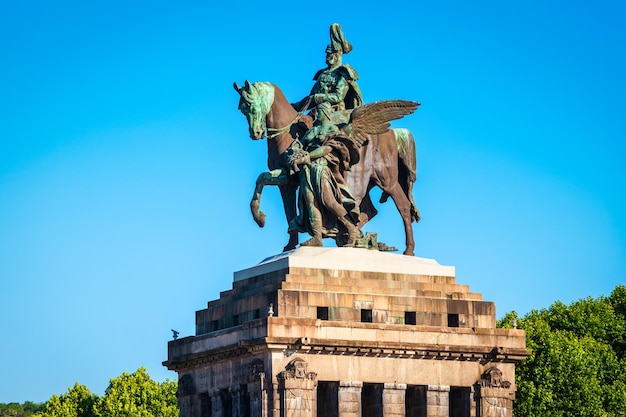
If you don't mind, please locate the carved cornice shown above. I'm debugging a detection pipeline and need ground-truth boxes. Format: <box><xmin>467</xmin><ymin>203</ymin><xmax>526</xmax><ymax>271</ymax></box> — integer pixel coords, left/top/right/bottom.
<box><xmin>163</xmin><ymin>335</ymin><xmax>529</xmax><ymax>371</ymax></box>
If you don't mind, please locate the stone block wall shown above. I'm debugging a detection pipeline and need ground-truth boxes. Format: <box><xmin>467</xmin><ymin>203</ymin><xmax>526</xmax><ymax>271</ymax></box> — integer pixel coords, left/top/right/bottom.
<box><xmin>194</xmin><ymin>253</ymin><xmax>495</xmax><ymax>338</ymax></box>
<box><xmin>165</xmin><ymin>248</ymin><xmax>528</xmax><ymax>417</ymax></box>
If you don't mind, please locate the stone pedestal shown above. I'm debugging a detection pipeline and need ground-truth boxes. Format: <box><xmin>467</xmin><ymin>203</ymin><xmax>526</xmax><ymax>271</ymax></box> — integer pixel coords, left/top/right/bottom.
<box><xmin>165</xmin><ymin>247</ymin><xmax>529</xmax><ymax>417</ymax></box>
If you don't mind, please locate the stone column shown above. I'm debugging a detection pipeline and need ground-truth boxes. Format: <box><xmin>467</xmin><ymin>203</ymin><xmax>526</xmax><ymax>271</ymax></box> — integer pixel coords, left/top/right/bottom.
<box><xmin>469</xmin><ymin>386</ymin><xmax>477</xmax><ymax>417</ymax></box>
<box><xmin>247</xmin><ymin>359</ymin><xmax>267</xmax><ymax>417</ymax></box>
<box><xmin>338</xmin><ymin>381</ymin><xmax>362</xmax><ymax>417</ymax></box>
<box><xmin>248</xmin><ymin>372</ymin><xmax>266</xmax><ymax>417</ymax></box>
<box><xmin>271</xmin><ymin>382</ymin><xmax>280</xmax><ymax>417</ymax></box>
<box><xmin>231</xmin><ymin>386</ymin><xmax>241</xmax><ymax>417</ymax></box>
<box><xmin>426</xmin><ymin>385</ymin><xmax>449</xmax><ymax>417</ymax></box>
<box><xmin>199</xmin><ymin>393</ymin><xmax>212</xmax><ymax>417</ymax></box>
<box><xmin>383</xmin><ymin>383</ymin><xmax>406</xmax><ymax>417</ymax></box>
<box><xmin>179</xmin><ymin>396</ymin><xmax>193</xmax><ymax>417</ymax></box>
<box><xmin>178</xmin><ymin>374</ymin><xmax>196</xmax><ymax>417</ymax></box>
<box><xmin>210</xmin><ymin>390</ymin><xmax>222</xmax><ymax>417</ymax></box>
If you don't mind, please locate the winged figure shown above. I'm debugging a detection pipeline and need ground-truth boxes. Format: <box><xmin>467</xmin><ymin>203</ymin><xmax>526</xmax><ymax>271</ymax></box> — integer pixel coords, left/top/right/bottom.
<box><xmin>286</xmin><ymin>99</ymin><xmax>419</xmax><ymax>248</ymax></box>
<box><xmin>341</xmin><ymin>99</ymin><xmax>420</xmax><ymax>146</ymax></box>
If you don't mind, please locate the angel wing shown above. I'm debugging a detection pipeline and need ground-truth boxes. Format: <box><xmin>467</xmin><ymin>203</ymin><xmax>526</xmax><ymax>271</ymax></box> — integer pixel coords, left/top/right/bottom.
<box><xmin>340</xmin><ymin>100</ymin><xmax>420</xmax><ymax>146</ymax></box>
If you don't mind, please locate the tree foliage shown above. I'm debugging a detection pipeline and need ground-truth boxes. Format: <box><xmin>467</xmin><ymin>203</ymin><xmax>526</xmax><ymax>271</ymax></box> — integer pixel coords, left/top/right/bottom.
<box><xmin>93</xmin><ymin>367</ymin><xmax>178</xmax><ymax>417</ymax></box>
<box><xmin>0</xmin><ymin>402</ymin><xmax>44</xmax><ymax>417</ymax></box>
<box><xmin>499</xmin><ymin>285</ymin><xmax>626</xmax><ymax>417</ymax></box>
<box><xmin>38</xmin><ymin>384</ymin><xmax>97</xmax><ymax>417</ymax></box>
<box><xmin>32</xmin><ymin>368</ymin><xmax>177</xmax><ymax>417</ymax></box>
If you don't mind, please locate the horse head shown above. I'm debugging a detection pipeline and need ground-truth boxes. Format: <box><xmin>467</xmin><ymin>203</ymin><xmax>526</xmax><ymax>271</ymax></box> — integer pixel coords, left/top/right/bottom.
<box><xmin>234</xmin><ymin>81</ymin><xmax>275</xmax><ymax>140</ymax></box>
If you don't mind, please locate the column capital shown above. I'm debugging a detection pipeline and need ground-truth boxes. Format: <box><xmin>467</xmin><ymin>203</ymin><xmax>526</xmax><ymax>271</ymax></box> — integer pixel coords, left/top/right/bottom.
<box><xmin>427</xmin><ymin>385</ymin><xmax>450</xmax><ymax>392</ymax></box>
<box><xmin>384</xmin><ymin>383</ymin><xmax>407</xmax><ymax>390</ymax></box>
<box><xmin>340</xmin><ymin>381</ymin><xmax>363</xmax><ymax>388</ymax></box>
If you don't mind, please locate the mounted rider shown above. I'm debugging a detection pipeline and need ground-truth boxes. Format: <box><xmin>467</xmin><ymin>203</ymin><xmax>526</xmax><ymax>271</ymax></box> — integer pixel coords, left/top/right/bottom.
<box><xmin>292</xmin><ymin>23</ymin><xmax>363</xmax><ymax>123</ymax></box>
<box><xmin>286</xmin><ymin>102</ymin><xmax>361</xmax><ymax>247</ymax></box>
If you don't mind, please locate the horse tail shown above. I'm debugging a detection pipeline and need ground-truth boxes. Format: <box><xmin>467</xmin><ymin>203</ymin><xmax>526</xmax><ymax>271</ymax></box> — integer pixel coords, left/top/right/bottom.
<box><xmin>379</xmin><ymin>128</ymin><xmax>421</xmax><ymax>222</ymax></box>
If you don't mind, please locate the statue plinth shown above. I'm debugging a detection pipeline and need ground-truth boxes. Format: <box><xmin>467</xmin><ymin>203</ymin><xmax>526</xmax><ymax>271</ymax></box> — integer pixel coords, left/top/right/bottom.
<box><xmin>165</xmin><ymin>247</ymin><xmax>528</xmax><ymax>417</ymax></box>
<box><xmin>234</xmin><ymin>247</ymin><xmax>455</xmax><ymax>281</ymax></box>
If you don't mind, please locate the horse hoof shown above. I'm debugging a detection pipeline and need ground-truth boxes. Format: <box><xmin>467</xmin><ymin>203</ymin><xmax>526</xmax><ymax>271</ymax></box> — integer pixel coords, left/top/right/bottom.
<box><xmin>254</xmin><ymin>212</ymin><xmax>266</xmax><ymax>228</ymax></box>
<box><xmin>403</xmin><ymin>249</ymin><xmax>415</xmax><ymax>256</ymax></box>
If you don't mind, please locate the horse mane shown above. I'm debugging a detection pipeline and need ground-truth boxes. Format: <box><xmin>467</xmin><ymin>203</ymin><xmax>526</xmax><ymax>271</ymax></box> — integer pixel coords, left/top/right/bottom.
<box><xmin>241</xmin><ymin>82</ymin><xmax>275</xmax><ymax>117</ymax></box>
<box><xmin>252</xmin><ymin>81</ymin><xmax>275</xmax><ymax>115</ymax></box>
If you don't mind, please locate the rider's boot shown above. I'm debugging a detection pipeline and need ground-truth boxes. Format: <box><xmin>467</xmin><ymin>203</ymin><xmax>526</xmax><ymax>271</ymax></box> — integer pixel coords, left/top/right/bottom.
<box><xmin>301</xmin><ymin>212</ymin><xmax>323</xmax><ymax>247</ymax></box>
<box><xmin>283</xmin><ymin>231</ymin><xmax>299</xmax><ymax>252</ymax></box>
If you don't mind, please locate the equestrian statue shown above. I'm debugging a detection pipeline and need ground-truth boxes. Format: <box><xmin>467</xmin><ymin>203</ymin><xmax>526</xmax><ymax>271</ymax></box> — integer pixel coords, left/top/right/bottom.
<box><xmin>234</xmin><ymin>23</ymin><xmax>421</xmax><ymax>255</ymax></box>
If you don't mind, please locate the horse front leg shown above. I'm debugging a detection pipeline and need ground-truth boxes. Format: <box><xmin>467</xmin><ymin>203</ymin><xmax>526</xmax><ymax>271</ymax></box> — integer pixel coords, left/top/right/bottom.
<box><xmin>250</xmin><ymin>169</ymin><xmax>288</xmax><ymax>227</ymax></box>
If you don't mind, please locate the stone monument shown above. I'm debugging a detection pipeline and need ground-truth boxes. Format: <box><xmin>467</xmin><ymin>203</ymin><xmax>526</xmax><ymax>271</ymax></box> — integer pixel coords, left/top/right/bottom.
<box><xmin>164</xmin><ymin>248</ymin><xmax>529</xmax><ymax>417</ymax></box>
<box><xmin>234</xmin><ymin>23</ymin><xmax>420</xmax><ymax>256</ymax></box>
<box><xmin>165</xmin><ymin>24</ymin><xmax>529</xmax><ymax>417</ymax></box>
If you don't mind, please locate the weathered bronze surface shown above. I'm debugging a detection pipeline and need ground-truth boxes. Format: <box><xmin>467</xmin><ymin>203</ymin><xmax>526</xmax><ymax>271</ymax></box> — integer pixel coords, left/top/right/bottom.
<box><xmin>235</xmin><ymin>24</ymin><xmax>421</xmax><ymax>255</ymax></box>
<box><xmin>292</xmin><ymin>23</ymin><xmax>363</xmax><ymax>117</ymax></box>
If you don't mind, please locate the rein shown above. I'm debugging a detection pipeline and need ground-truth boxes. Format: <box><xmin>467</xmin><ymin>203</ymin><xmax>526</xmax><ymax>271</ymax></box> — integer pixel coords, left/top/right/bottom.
<box><xmin>265</xmin><ymin>96</ymin><xmax>313</xmax><ymax>140</ymax></box>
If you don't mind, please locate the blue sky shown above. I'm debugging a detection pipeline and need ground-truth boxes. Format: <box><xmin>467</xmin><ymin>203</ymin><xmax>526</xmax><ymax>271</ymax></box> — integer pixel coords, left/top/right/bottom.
<box><xmin>1</xmin><ymin>0</ymin><xmax>625</xmax><ymax>404</ymax></box>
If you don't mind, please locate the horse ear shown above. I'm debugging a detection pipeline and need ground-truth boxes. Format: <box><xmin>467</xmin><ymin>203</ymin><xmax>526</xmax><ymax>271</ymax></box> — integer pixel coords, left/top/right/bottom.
<box><xmin>244</xmin><ymin>80</ymin><xmax>251</xmax><ymax>89</ymax></box>
<box><xmin>233</xmin><ymin>82</ymin><xmax>242</xmax><ymax>95</ymax></box>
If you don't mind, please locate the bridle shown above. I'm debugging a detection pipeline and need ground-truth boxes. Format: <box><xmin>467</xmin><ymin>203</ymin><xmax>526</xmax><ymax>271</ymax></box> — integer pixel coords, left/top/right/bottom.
<box><xmin>265</xmin><ymin>96</ymin><xmax>313</xmax><ymax>140</ymax></box>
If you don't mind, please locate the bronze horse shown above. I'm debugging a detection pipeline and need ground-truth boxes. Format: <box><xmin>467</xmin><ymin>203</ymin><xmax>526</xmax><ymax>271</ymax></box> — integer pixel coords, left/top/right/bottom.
<box><xmin>234</xmin><ymin>81</ymin><xmax>420</xmax><ymax>255</ymax></box>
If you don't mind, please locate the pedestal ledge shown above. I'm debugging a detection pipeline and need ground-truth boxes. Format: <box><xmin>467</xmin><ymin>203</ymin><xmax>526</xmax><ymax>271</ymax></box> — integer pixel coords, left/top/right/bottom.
<box><xmin>234</xmin><ymin>247</ymin><xmax>455</xmax><ymax>281</ymax></box>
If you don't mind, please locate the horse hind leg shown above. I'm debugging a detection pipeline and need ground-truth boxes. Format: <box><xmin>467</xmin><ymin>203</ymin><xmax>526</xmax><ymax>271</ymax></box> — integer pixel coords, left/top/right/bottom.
<box><xmin>382</xmin><ymin>188</ymin><xmax>420</xmax><ymax>223</ymax></box>
<box><xmin>358</xmin><ymin>192</ymin><xmax>378</xmax><ymax>229</ymax></box>
<box><xmin>389</xmin><ymin>128</ymin><xmax>420</xmax><ymax>222</ymax></box>
<box><xmin>384</xmin><ymin>183</ymin><xmax>416</xmax><ymax>256</ymax></box>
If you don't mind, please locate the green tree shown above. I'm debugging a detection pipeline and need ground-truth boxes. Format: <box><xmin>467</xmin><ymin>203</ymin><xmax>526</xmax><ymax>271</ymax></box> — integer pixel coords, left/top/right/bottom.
<box><xmin>22</xmin><ymin>403</ymin><xmax>46</xmax><ymax>416</ymax></box>
<box><xmin>38</xmin><ymin>383</ymin><xmax>97</xmax><ymax>417</ymax></box>
<box><xmin>609</xmin><ymin>284</ymin><xmax>626</xmax><ymax>358</ymax></box>
<box><xmin>0</xmin><ymin>403</ymin><xmax>21</xmax><ymax>417</ymax></box>
<box><xmin>0</xmin><ymin>401</ymin><xmax>44</xmax><ymax>416</ymax></box>
<box><xmin>0</xmin><ymin>402</ymin><xmax>25</xmax><ymax>417</ymax></box>
<box><xmin>499</xmin><ymin>285</ymin><xmax>626</xmax><ymax>416</ymax></box>
<box><xmin>93</xmin><ymin>367</ymin><xmax>178</xmax><ymax>417</ymax></box>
